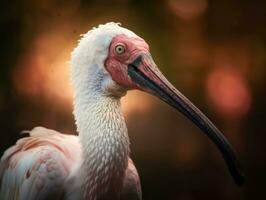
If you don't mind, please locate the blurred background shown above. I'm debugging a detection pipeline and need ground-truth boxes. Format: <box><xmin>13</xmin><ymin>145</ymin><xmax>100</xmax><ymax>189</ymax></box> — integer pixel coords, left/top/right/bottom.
<box><xmin>0</xmin><ymin>0</ymin><xmax>265</xmax><ymax>199</ymax></box>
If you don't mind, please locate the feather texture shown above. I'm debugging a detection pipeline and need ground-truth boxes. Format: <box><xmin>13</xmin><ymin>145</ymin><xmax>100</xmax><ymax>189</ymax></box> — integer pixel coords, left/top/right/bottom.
<box><xmin>0</xmin><ymin>127</ymin><xmax>81</xmax><ymax>200</ymax></box>
<box><xmin>0</xmin><ymin>127</ymin><xmax>141</xmax><ymax>200</ymax></box>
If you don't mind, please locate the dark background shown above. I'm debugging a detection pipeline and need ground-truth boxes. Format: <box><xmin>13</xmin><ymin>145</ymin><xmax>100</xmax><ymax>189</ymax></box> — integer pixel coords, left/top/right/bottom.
<box><xmin>0</xmin><ymin>0</ymin><xmax>265</xmax><ymax>199</ymax></box>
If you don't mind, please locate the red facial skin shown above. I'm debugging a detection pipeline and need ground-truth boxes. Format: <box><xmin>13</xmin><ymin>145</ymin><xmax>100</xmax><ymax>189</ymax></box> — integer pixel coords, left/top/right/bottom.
<box><xmin>105</xmin><ymin>34</ymin><xmax>150</xmax><ymax>89</ymax></box>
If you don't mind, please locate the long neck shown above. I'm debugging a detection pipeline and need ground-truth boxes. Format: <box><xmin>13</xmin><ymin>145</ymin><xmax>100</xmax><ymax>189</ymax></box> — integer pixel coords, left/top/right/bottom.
<box><xmin>74</xmin><ymin>92</ymin><xmax>130</xmax><ymax>200</ymax></box>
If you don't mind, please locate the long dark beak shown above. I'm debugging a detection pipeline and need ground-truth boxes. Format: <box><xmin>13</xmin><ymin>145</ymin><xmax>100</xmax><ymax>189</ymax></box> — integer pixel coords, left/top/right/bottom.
<box><xmin>128</xmin><ymin>54</ymin><xmax>245</xmax><ymax>186</ymax></box>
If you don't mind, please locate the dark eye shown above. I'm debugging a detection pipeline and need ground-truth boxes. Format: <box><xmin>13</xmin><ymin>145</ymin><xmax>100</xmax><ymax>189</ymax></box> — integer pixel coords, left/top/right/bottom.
<box><xmin>115</xmin><ymin>44</ymin><xmax>125</xmax><ymax>55</ymax></box>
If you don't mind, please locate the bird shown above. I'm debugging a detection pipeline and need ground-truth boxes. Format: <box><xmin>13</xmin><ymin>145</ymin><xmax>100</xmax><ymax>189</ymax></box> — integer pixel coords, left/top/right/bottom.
<box><xmin>0</xmin><ymin>22</ymin><xmax>244</xmax><ymax>200</ymax></box>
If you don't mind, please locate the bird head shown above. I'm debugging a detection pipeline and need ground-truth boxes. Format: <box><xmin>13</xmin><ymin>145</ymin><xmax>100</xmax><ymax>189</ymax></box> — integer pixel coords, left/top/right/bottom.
<box><xmin>71</xmin><ymin>22</ymin><xmax>244</xmax><ymax>186</ymax></box>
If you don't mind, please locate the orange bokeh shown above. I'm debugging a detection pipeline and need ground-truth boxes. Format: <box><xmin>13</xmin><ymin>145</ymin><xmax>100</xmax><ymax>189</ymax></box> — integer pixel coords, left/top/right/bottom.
<box><xmin>206</xmin><ymin>67</ymin><xmax>251</xmax><ymax>119</ymax></box>
<box><xmin>168</xmin><ymin>0</ymin><xmax>208</xmax><ymax>20</ymax></box>
<box><xmin>13</xmin><ymin>30</ymin><xmax>74</xmax><ymax>108</ymax></box>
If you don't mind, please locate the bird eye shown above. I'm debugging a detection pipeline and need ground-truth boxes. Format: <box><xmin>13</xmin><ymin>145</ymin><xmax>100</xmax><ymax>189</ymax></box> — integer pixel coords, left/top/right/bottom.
<box><xmin>115</xmin><ymin>44</ymin><xmax>125</xmax><ymax>55</ymax></box>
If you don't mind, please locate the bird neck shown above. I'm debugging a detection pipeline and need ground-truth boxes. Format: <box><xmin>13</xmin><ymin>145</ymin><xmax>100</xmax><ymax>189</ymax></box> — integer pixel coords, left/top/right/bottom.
<box><xmin>74</xmin><ymin>93</ymin><xmax>130</xmax><ymax>200</ymax></box>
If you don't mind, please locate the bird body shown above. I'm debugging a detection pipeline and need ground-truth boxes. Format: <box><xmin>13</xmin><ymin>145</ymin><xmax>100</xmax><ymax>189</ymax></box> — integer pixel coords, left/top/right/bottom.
<box><xmin>0</xmin><ymin>126</ymin><xmax>141</xmax><ymax>200</ymax></box>
<box><xmin>0</xmin><ymin>22</ymin><xmax>244</xmax><ymax>200</ymax></box>
<box><xmin>1</xmin><ymin>23</ymin><xmax>142</xmax><ymax>200</ymax></box>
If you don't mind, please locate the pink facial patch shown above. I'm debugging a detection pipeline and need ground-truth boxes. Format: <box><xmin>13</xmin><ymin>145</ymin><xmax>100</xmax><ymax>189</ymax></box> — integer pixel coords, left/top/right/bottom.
<box><xmin>104</xmin><ymin>34</ymin><xmax>149</xmax><ymax>88</ymax></box>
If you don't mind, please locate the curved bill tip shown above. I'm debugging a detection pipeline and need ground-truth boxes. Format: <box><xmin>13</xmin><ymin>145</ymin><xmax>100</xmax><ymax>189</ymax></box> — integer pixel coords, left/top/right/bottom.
<box><xmin>231</xmin><ymin>162</ymin><xmax>245</xmax><ymax>186</ymax></box>
<box><xmin>128</xmin><ymin>54</ymin><xmax>245</xmax><ymax>186</ymax></box>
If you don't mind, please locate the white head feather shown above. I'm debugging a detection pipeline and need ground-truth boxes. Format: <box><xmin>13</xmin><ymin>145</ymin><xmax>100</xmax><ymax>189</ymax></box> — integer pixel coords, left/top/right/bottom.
<box><xmin>70</xmin><ymin>22</ymin><xmax>138</xmax><ymax>99</ymax></box>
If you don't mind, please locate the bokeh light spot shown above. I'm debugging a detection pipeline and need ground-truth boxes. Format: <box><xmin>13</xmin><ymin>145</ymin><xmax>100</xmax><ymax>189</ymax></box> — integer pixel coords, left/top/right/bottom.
<box><xmin>168</xmin><ymin>0</ymin><xmax>208</xmax><ymax>20</ymax></box>
<box><xmin>206</xmin><ymin>67</ymin><xmax>251</xmax><ymax>119</ymax></box>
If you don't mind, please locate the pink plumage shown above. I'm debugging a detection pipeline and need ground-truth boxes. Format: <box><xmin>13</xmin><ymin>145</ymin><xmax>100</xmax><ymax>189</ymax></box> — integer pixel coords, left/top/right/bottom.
<box><xmin>0</xmin><ymin>127</ymin><xmax>81</xmax><ymax>200</ymax></box>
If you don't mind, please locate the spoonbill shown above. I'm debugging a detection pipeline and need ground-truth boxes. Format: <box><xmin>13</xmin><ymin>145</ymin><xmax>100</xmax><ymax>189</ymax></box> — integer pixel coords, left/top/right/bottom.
<box><xmin>0</xmin><ymin>23</ymin><xmax>244</xmax><ymax>200</ymax></box>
